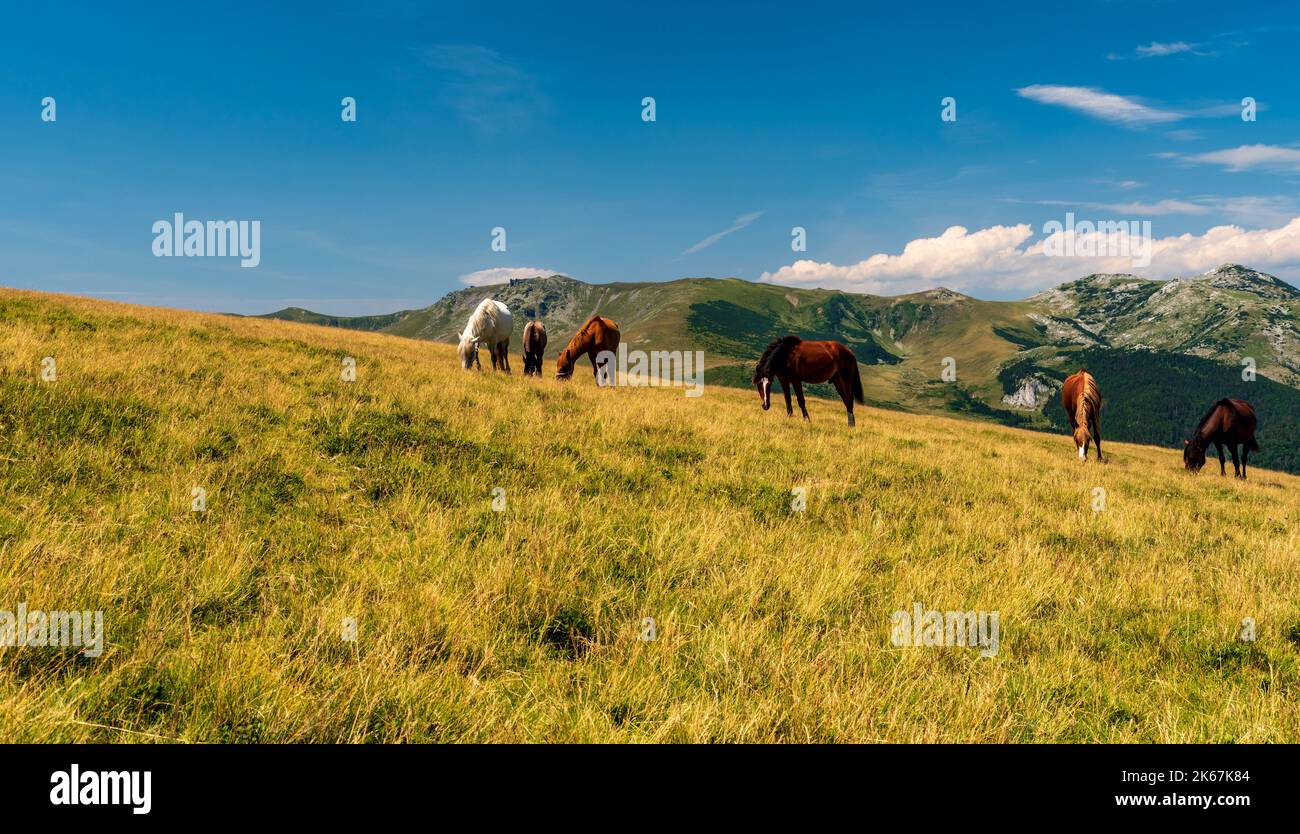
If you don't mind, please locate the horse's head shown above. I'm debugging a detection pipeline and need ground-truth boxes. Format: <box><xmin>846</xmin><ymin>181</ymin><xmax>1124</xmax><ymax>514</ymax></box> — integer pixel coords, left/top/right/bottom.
<box><xmin>1183</xmin><ymin>438</ymin><xmax>1206</xmax><ymax>472</ymax></box>
<box><xmin>753</xmin><ymin>374</ymin><xmax>772</xmax><ymax>410</ymax></box>
<box><xmin>555</xmin><ymin>349</ymin><xmax>574</xmax><ymax>380</ymax></box>
<box><xmin>457</xmin><ymin>335</ymin><xmax>479</xmax><ymax>370</ymax></box>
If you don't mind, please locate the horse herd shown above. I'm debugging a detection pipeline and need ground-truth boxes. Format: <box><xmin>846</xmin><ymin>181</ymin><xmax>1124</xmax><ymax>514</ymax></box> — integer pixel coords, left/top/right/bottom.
<box><xmin>456</xmin><ymin>297</ymin><xmax>1261</xmax><ymax>478</ymax></box>
<box><xmin>456</xmin><ymin>297</ymin><xmax>619</xmax><ymax>380</ymax></box>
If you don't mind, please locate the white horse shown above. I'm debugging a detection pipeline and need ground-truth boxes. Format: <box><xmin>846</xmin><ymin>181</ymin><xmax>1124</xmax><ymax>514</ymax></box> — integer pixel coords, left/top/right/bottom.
<box><xmin>457</xmin><ymin>298</ymin><xmax>513</xmax><ymax>372</ymax></box>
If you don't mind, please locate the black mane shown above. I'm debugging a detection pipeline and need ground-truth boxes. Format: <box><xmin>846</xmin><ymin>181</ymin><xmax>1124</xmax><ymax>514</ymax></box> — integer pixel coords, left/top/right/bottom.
<box><xmin>754</xmin><ymin>336</ymin><xmax>801</xmax><ymax>382</ymax></box>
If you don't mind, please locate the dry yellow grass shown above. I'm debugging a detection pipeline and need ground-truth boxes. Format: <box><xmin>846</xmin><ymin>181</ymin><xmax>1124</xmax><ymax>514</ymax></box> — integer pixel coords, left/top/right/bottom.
<box><xmin>2</xmin><ymin>287</ymin><xmax>1299</xmax><ymax>742</ymax></box>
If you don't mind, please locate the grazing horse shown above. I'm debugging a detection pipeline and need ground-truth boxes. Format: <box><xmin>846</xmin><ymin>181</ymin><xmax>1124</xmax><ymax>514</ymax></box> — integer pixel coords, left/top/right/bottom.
<box><xmin>1061</xmin><ymin>369</ymin><xmax>1103</xmax><ymax>461</ymax></box>
<box><xmin>556</xmin><ymin>315</ymin><xmax>620</xmax><ymax>383</ymax></box>
<box><xmin>522</xmin><ymin>319</ymin><xmax>547</xmax><ymax>376</ymax></box>
<box><xmin>752</xmin><ymin>336</ymin><xmax>864</xmax><ymax>427</ymax></box>
<box><xmin>1184</xmin><ymin>398</ymin><xmax>1258</xmax><ymax>479</ymax></box>
<box><xmin>457</xmin><ymin>298</ymin><xmax>513</xmax><ymax>372</ymax></box>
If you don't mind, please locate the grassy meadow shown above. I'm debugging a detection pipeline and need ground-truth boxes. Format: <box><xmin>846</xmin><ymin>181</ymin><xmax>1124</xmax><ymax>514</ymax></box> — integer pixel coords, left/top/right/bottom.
<box><xmin>2</xmin><ymin>287</ymin><xmax>1299</xmax><ymax>742</ymax></box>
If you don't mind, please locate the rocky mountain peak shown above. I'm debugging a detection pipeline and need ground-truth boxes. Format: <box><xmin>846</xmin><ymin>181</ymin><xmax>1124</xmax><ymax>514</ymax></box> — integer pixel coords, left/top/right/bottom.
<box><xmin>1192</xmin><ymin>264</ymin><xmax>1298</xmax><ymax>299</ymax></box>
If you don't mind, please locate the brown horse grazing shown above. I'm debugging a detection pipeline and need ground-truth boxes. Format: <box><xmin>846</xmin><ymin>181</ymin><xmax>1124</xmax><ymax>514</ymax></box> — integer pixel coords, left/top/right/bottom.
<box><xmin>522</xmin><ymin>320</ymin><xmax>547</xmax><ymax>376</ymax></box>
<box><xmin>1061</xmin><ymin>369</ymin><xmax>1103</xmax><ymax>461</ymax></box>
<box><xmin>753</xmin><ymin>336</ymin><xmax>864</xmax><ymax>426</ymax></box>
<box><xmin>1184</xmin><ymin>398</ymin><xmax>1258</xmax><ymax>479</ymax></box>
<box><xmin>556</xmin><ymin>315</ymin><xmax>620</xmax><ymax>382</ymax></box>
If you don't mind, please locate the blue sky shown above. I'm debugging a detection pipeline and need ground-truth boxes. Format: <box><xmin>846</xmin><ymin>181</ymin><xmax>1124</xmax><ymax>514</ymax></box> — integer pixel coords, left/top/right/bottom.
<box><xmin>2</xmin><ymin>1</ymin><xmax>1298</xmax><ymax>314</ymax></box>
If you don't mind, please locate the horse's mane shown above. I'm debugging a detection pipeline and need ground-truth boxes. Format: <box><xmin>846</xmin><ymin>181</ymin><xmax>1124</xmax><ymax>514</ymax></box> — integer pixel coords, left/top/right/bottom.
<box><xmin>754</xmin><ymin>336</ymin><xmax>802</xmax><ymax>382</ymax></box>
<box><xmin>1193</xmin><ymin>398</ymin><xmax>1235</xmax><ymax>437</ymax></box>
<box><xmin>563</xmin><ymin>315</ymin><xmax>606</xmax><ymax>350</ymax></box>
<box><xmin>460</xmin><ymin>297</ymin><xmax>498</xmax><ymax>342</ymax></box>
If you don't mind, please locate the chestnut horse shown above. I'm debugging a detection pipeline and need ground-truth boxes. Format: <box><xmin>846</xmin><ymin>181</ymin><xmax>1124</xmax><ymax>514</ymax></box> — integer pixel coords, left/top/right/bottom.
<box><xmin>556</xmin><ymin>315</ymin><xmax>620</xmax><ymax>382</ymax></box>
<box><xmin>1061</xmin><ymin>369</ymin><xmax>1103</xmax><ymax>461</ymax></box>
<box><xmin>753</xmin><ymin>336</ymin><xmax>864</xmax><ymax>426</ymax></box>
<box><xmin>522</xmin><ymin>320</ymin><xmax>547</xmax><ymax>376</ymax></box>
<box><xmin>1184</xmin><ymin>398</ymin><xmax>1258</xmax><ymax>479</ymax></box>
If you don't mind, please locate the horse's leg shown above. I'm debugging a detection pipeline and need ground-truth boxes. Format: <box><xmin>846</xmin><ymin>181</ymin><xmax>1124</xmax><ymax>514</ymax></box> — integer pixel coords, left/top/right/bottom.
<box><xmin>1230</xmin><ymin>444</ymin><xmax>1241</xmax><ymax>478</ymax></box>
<box><xmin>1242</xmin><ymin>444</ymin><xmax>1249</xmax><ymax>480</ymax></box>
<box><xmin>1092</xmin><ymin>419</ymin><xmax>1103</xmax><ymax>462</ymax></box>
<box><xmin>781</xmin><ymin>379</ymin><xmax>793</xmax><ymax>416</ymax></box>
<box><xmin>502</xmin><ymin>342</ymin><xmax>511</xmax><ymax>374</ymax></box>
<box><xmin>794</xmin><ymin>380</ymin><xmax>810</xmax><ymax>421</ymax></box>
<box><xmin>1215</xmin><ymin>441</ymin><xmax>1226</xmax><ymax>476</ymax></box>
<box><xmin>832</xmin><ymin>373</ymin><xmax>854</xmax><ymax>427</ymax></box>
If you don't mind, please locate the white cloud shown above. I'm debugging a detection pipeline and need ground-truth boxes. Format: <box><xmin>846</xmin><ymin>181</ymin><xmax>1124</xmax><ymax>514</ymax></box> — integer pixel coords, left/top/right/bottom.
<box><xmin>1038</xmin><ymin>199</ymin><xmax>1208</xmax><ymax>216</ymax></box>
<box><xmin>1184</xmin><ymin>144</ymin><xmax>1300</xmax><ymax>172</ymax></box>
<box><xmin>682</xmin><ymin>211</ymin><xmax>763</xmax><ymax>255</ymax></box>
<box><xmin>458</xmin><ymin>266</ymin><xmax>558</xmax><ymax>286</ymax></box>
<box><xmin>1108</xmin><ymin>41</ymin><xmax>1212</xmax><ymax>61</ymax></box>
<box><xmin>1137</xmin><ymin>41</ymin><xmax>1195</xmax><ymax>57</ymax></box>
<box><xmin>758</xmin><ymin>217</ymin><xmax>1300</xmax><ymax>294</ymax></box>
<box><xmin>1106</xmin><ymin>199</ymin><xmax>1208</xmax><ymax>215</ymax></box>
<box><xmin>1016</xmin><ymin>84</ymin><xmax>1182</xmax><ymax>126</ymax></box>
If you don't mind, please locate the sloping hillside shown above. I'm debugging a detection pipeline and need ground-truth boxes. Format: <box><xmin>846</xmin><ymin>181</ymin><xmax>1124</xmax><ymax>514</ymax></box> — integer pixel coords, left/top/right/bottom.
<box><xmin>258</xmin><ymin>266</ymin><xmax>1300</xmax><ymax>471</ymax></box>
<box><xmin>4</xmin><ymin>288</ymin><xmax>1300</xmax><ymax>742</ymax></box>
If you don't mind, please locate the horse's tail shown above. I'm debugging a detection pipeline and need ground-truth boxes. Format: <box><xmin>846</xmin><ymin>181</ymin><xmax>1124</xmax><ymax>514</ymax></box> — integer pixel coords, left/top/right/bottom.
<box><xmin>1248</xmin><ymin>435</ymin><xmax>1260</xmax><ymax>452</ymax></box>
<box><xmin>851</xmin><ymin>361</ymin><xmax>865</xmax><ymax>405</ymax></box>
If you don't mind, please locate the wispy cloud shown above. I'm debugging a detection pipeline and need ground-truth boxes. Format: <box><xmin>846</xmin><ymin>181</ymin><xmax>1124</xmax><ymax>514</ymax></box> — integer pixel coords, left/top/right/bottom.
<box><xmin>1035</xmin><ymin>198</ymin><xmax>1208</xmax><ymax>216</ymax></box>
<box><xmin>1016</xmin><ymin>85</ymin><xmax>1182</xmax><ymax>126</ymax></box>
<box><xmin>458</xmin><ymin>266</ymin><xmax>559</xmax><ymax>286</ymax></box>
<box><xmin>1212</xmin><ymin>196</ymin><xmax>1300</xmax><ymax>226</ymax></box>
<box><xmin>681</xmin><ymin>211</ymin><xmax>763</xmax><ymax>255</ymax></box>
<box><xmin>1138</xmin><ymin>41</ymin><xmax>1196</xmax><ymax>57</ymax></box>
<box><xmin>1108</xmin><ymin>41</ymin><xmax>1212</xmax><ymax>60</ymax></box>
<box><xmin>1183</xmin><ymin>144</ymin><xmax>1300</xmax><ymax>172</ymax></box>
<box><xmin>420</xmin><ymin>44</ymin><xmax>545</xmax><ymax>136</ymax></box>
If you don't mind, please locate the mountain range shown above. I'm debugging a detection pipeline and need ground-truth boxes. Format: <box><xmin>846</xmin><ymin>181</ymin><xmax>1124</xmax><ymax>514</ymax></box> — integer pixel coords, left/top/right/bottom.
<box><xmin>258</xmin><ymin>265</ymin><xmax>1300</xmax><ymax>473</ymax></box>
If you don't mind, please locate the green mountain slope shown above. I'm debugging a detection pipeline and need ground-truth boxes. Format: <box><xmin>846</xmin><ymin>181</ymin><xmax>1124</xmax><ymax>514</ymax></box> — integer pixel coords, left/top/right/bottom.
<box><xmin>255</xmin><ymin>264</ymin><xmax>1300</xmax><ymax>471</ymax></box>
<box><xmin>255</xmin><ymin>307</ymin><xmax>416</xmax><ymax>332</ymax></box>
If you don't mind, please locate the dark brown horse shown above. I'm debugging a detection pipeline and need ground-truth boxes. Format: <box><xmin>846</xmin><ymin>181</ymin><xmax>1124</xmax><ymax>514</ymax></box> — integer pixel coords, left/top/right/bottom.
<box><xmin>522</xmin><ymin>319</ymin><xmax>547</xmax><ymax>376</ymax></box>
<box><xmin>1184</xmin><ymin>398</ymin><xmax>1258</xmax><ymax>479</ymax></box>
<box><xmin>753</xmin><ymin>336</ymin><xmax>864</xmax><ymax>426</ymax></box>
<box><xmin>556</xmin><ymin>315</ymin><xmax>620</xmax><ymax>382</ymax></box>
<box><xmin>1061</xmin><ymin>369</ymin><xmax>1103</xmax><ymax>461</ymax></box>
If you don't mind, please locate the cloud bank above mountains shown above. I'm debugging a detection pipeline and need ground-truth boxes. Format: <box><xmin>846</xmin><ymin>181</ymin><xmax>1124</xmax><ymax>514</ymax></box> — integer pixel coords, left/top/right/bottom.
<box><xmin>759</xmin><ymin>216</ymin><xmax>1300</xmax><ymax>295</ymax></box>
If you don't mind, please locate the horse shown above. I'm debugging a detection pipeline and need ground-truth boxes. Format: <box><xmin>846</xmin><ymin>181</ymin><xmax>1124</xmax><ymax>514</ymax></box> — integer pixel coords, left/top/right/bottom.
<box><xmin>556</xmin><ymin>315</ymin><xmax>620</xmax><ymax>382</ymax></box>
<box><xmin>522</xmin><ymin>319</ymin><xmax>547</xmax><ymax>376</ymax></box>
<box><xmin>753</xmin><ymin>336</ymin><xmax>864</xmax><ymax>427</ymax></box>
<box><xmin>1061</xmin><ymin>369</ymin><xmax>1103</xmax><ymax>461</ymax></box>
<box><xmin>1184</xmin><ymin>398</ymin><xmax>1258</xmax><ymax>479</ymax></box>
<box><xmin>457</xmin><ymin>298</ymin><xmax>513</xmax><ymax>372</ymax></box>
